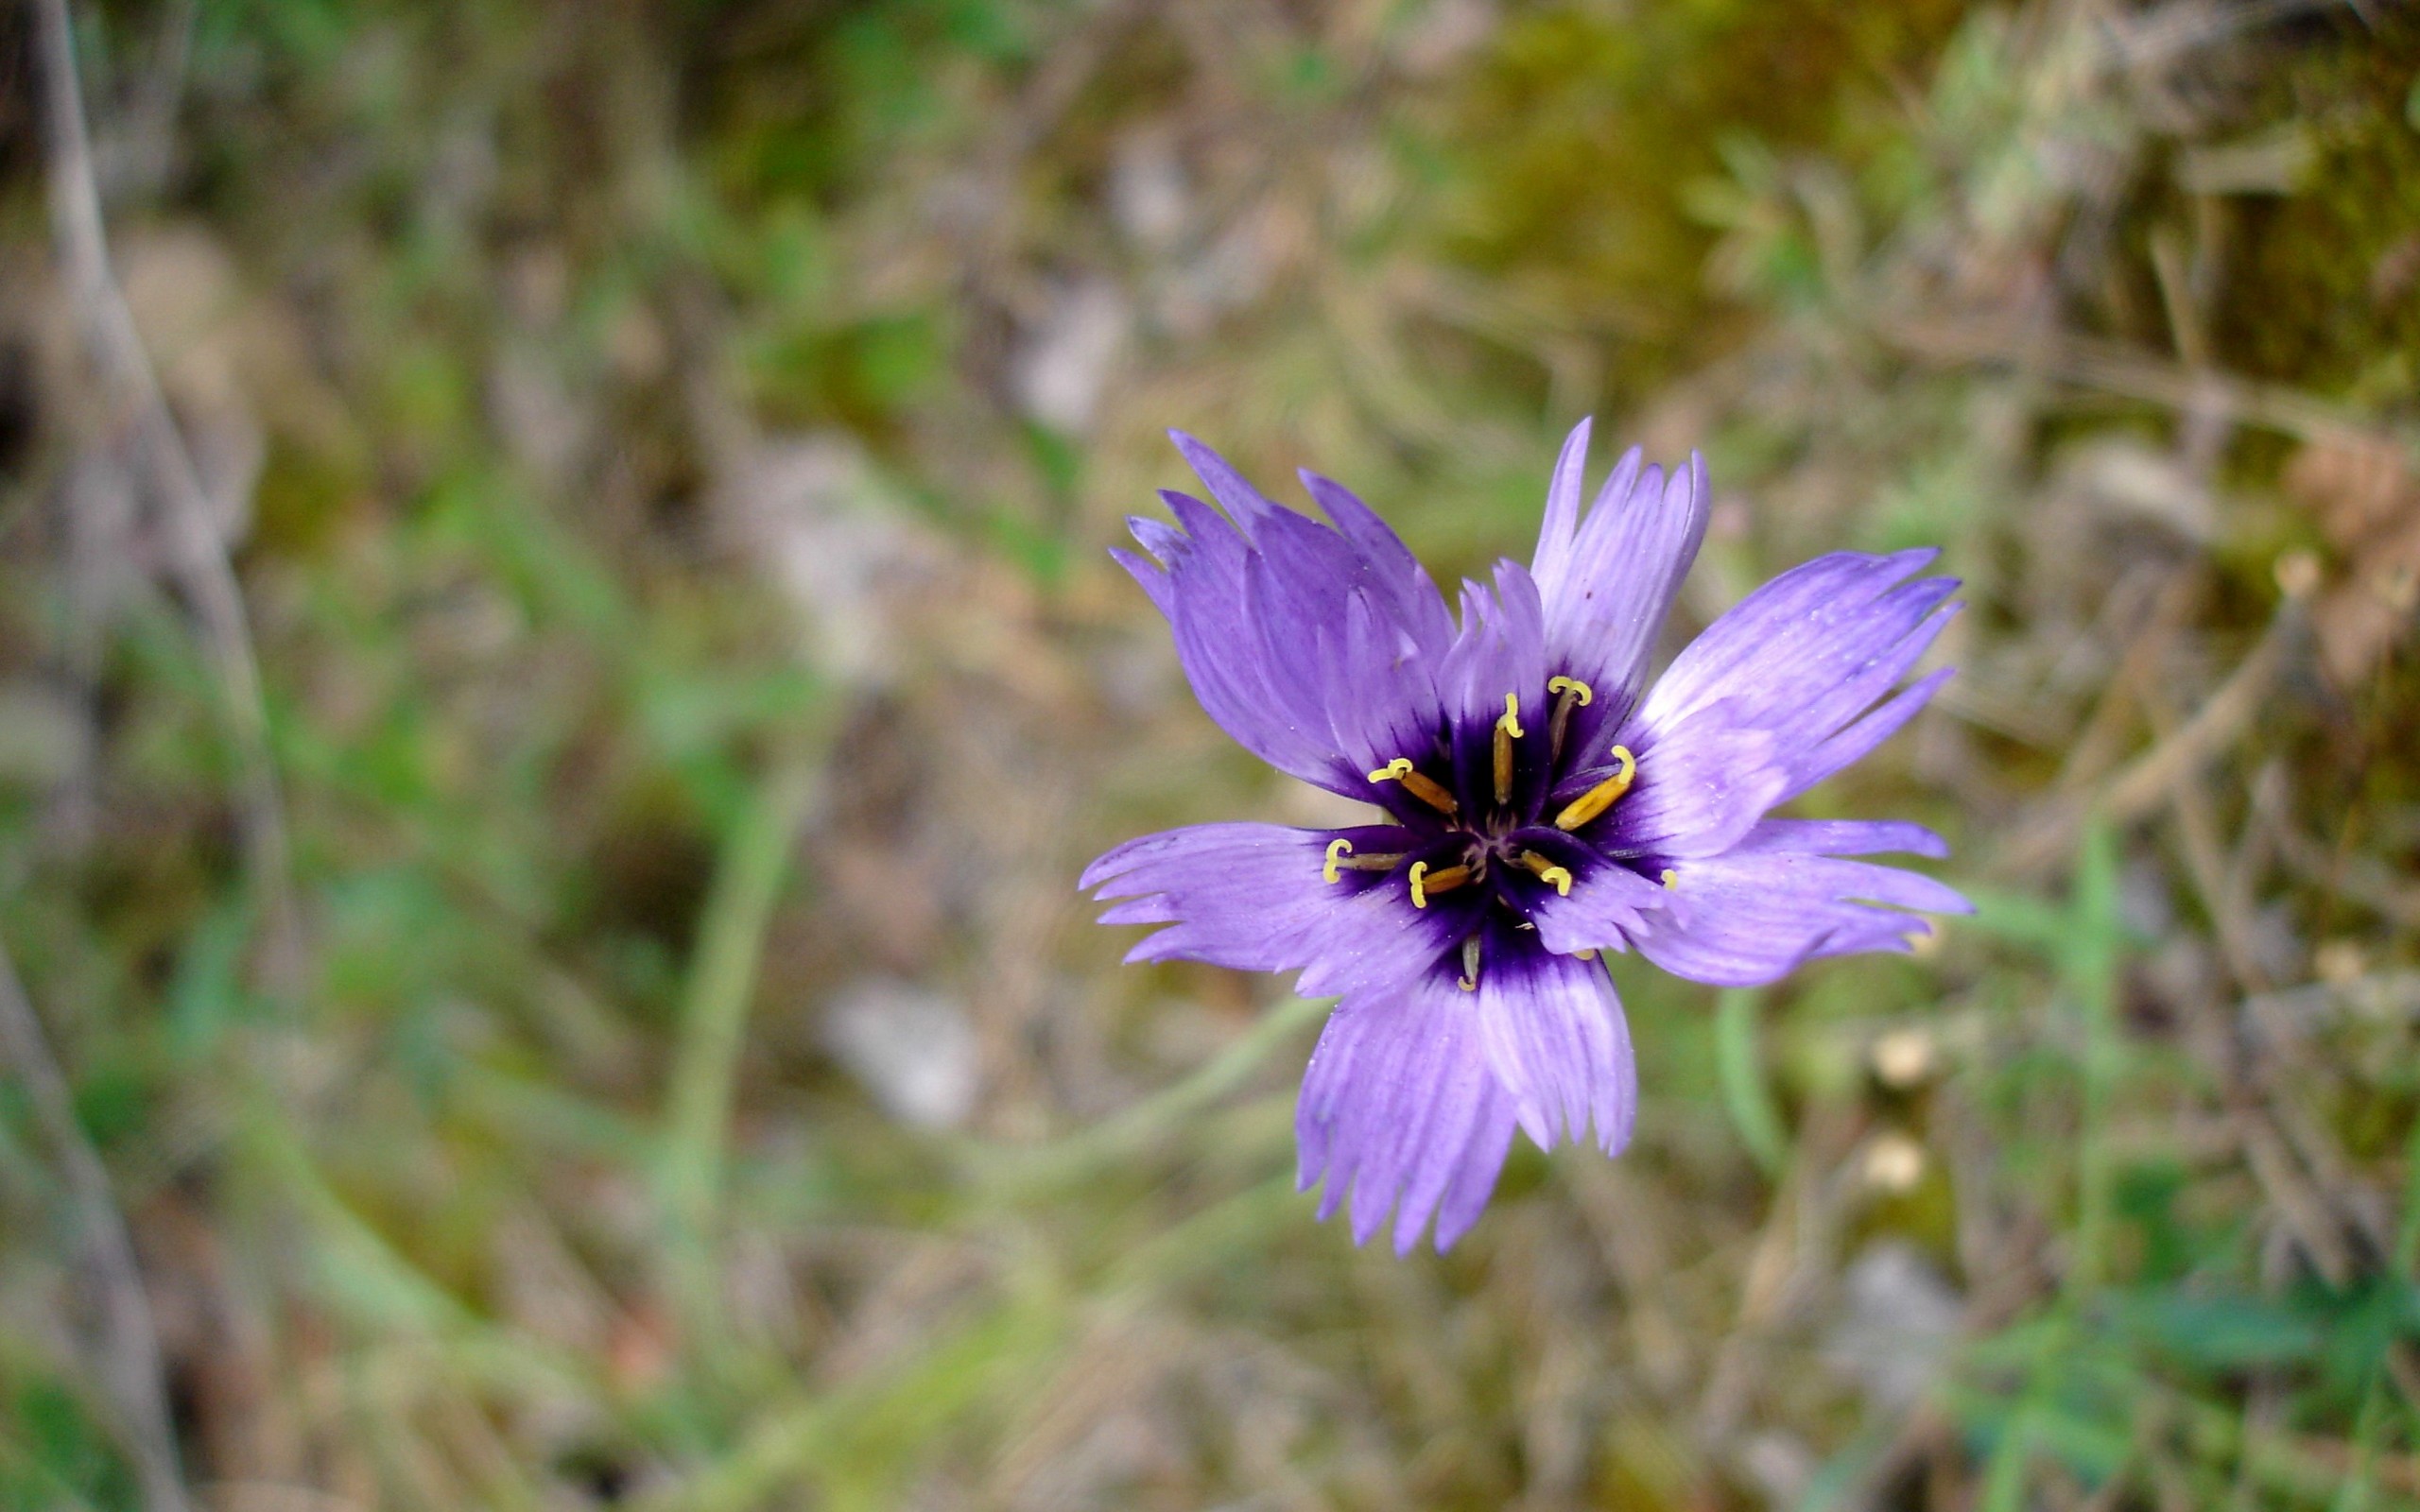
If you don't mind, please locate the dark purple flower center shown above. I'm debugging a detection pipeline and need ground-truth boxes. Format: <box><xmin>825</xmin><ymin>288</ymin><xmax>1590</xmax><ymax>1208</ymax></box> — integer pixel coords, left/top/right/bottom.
<box><xmin>1325</xmin><ymin>674</ymin><xmax>1665</xmax><ymax>989</ymax></box>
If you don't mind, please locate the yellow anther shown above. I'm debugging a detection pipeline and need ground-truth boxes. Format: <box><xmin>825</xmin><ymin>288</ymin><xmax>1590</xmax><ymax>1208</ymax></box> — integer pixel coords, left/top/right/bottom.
<box><xmin>1493</xmin><ymin>694</ymin><xmax>1524</xmax><ymax>805</ymax></box>
<box><xmin>1573</xmin><ymin>948</ymin><xmax>1599</xmax><ymax>961</ymax></box>
<box><xmin>1662</xmin><ymin>868</ymin><xmax>1678</xmax><ymax>889</ymax></box>
<box><xmin>1547</xmin><ymin>676</ymin><xmax>1593</xmax><ymax>759</ymax></box>
<box><xmin>1322</xmin><ymin>838</ymin><xmax>1353</xmax><ymax>885</ymax></box>
<box><xmin>1517</xmin><ymin>850</ymin><xmax>1574</xmax><ymax>896</ymax></box>
<box><xmin>1409</xmin><ymin>861</ymin><xmax>1429</xmax><ymax>909</ymax></box>
<box><xmin>1367</xmin><ymin>755</ymin><xmax>1459</xmax><ymax>816</ymax></box>
<box><xmin>1551</xmin><ymin>745</ymin><xmax>1638</xmax><ymax>832</ymax></box>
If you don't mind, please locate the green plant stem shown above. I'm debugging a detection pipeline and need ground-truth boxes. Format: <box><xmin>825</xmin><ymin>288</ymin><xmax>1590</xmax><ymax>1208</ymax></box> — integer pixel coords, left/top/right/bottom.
<box><xmin>658</xmin><ymin>756</ymin><xmax>817</xmax><ymax>1348</ymax></box>
<box><xmin>1715</xmin><ymin>987</ymin><xmax>1789</xmax><ymax>1177</ymax></box>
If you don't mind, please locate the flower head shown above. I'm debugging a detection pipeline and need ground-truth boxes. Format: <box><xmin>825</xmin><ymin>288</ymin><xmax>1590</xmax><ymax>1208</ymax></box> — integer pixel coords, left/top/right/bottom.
<box><xmin>1082</xmin><ymin>421</ymin><xmax>1969</xmax><ymax>1253</ymax></box>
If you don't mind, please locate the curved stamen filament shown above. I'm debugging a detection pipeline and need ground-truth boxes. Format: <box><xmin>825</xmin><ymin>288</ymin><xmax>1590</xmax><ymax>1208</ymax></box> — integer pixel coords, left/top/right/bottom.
<box><xmin>1458</xmin><ymin>936</ymin><xmax>1481</xmax><ymax>992</ymax></box>
<box><xmin>1322</xmin><ymin>838</ymin><xmax>1352</xmax><ymax>884</ymax></box>
<box><xmin>1517</xmin><ymin>850</ymin><xmax>1573</xmax><ymax>896</ymax></box>
<box><xmin>1552</xmin><ymin>745</ymin><xmax>1637</xmax><ymax>832</ymax></box>
<box><xmin>1368</xmin><ymin>756</ymin><xmax>1459</xmax><ymax>817</ymax></box>
<box><xmin>1493</xmin><ymin>693</ymin><xmax>1524</xmax><ymax>805</ymax></box>
<box><xmin>1547</xmin><ymin>675</ymin><xmax>1593</xmax><ymax>761</ymax></box>
<box><xmin>1408</xmin><ymin>861</ymin><xmax>1473</xmax><ymax>909</ymax></box>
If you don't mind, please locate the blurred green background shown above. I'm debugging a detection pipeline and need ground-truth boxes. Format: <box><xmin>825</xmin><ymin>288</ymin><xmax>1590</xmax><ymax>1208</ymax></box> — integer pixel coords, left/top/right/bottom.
<box><xmin>2</xmin><ymin>0</ymin><xmax>2418</xmax><ymax>1506</ymax></box>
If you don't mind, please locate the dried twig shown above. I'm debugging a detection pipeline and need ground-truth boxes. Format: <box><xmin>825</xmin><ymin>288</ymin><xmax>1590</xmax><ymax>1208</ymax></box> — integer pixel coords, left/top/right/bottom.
<box><xmin>2002</xmin><ymin>608</ymin><xmax>2290</xmax><ymax>872</ymax></box>
<box><xmin>30</xmin><ymin>0</ymin><xmax>298</xmax><ymax>985</ymax></box>
<box><xmin>0</xmin><ymin>936</ymin><xmax>189</xmax><ymax>1512</ymax></box>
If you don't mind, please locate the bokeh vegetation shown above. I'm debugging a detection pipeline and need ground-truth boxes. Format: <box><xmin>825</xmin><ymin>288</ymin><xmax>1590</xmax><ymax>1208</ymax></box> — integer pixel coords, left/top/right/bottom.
<box><xmin>3</xmin><ymin>0</ymin><xmax>2418</xmax><ymax>1506</ymax></box>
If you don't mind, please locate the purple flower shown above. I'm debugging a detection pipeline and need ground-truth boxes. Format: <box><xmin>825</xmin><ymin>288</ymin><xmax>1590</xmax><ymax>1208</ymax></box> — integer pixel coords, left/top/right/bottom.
<box><xmin>1082</xmin><ymin>421</ymin><xmax>1969</xmax><ymax>1253</ymax></box>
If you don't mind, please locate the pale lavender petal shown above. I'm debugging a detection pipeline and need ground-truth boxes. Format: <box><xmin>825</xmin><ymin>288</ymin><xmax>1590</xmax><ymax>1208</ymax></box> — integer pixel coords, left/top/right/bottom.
<box><xmin>1169</xmin><ymin>429</ymin><xmax>1284</xmax><ymax>530</ymax></box>
<box><xmin>1638</xmin><ymin>549</ymin><xmax>1943</xmax><ymax>733</ymax></box>
<box><xmin>1536</xmin><ymin>449</ymin><xmax>1707</xmax><ymax>753</ymax></box>
<box><xmin>1527</xmin><ymin>418</ymin><xmax>1596</xmax><ymax>594</ymax></box>
<box><xmin>1296</xmin><ymin>978</ymin><xmax>1520</xmax><ymax>1253</ymax></box>
<box><xmin>1084</xmin><ymin>822</ymin><xmax>1463</xmax><ymax>1004</ymax></box>
<box><xmin>1437</xmin><ymin>560</ymin><xmax>1549</xmax><ymax>803</ymax></box>
<box><xmin>1319</xmin><ymin>589</ymin><xmax>1444</xmax><ymax>776</ymax></box>
<box><xmin>1299</xmin><ymin>471</ymin><xmax>1456</xmax><ymax>660</ymax></box>
<box><xmin>1589</xmin><ymin>704</ymin><xmax>1790</xmax><ymax>860</ymax></box>
<box><xmin>1429</xmin><ymin>1092</ymin><xmax>1520</xmax><ymax>1251</ymax></box>
<box><xmin>1787</xmin><ymin>666</ymin><xmax>1955</xmax><ymax>799</ymax></box>
<box><xmin>1735</xmin><ymin>818</ymin><xmax>1949</xmax><ymax>858</ymax></box>
<box><xmin>1084</xmin><ymin>823</ymin><xmax>1341</xmax><ymax>971</ymax></box>
<box><xmin>1124</xmin><ymin>438</ymin><xmax>1460</xmax><ymax>796</ymax></box>
<box><xmin>1471</xmin><ymin>947</ymin><xmax>1635</xmax><ymax>1155</ymax></box>
<box><xmin>1628</xmin><ymin>845</ymin><xmax>1972</xmax><ymax>988</ymax></box>
<box><xmin>1526</xmin><ymin>855</ymin><xmax>1668</xmax><ymax>955</ymax></box>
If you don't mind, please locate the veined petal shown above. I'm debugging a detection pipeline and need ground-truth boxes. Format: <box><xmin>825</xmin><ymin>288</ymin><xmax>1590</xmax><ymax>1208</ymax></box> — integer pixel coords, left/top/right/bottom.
<box><xmin>1525</xmin><ymin>850</ymin><xmax>1668</xmax><ymax>955</ymax></box>
<box><xmin>1298</xmin><ymin>470</ymin><xmax>1456</xmax><ymax>660</ymax></box>
<box><xmin>1085</xmin><ymin>823</ymin><xmax>1345</xmax><ymax>971</ymax></box>
<box><xmin>1638</xmin><ymin>549</ymin><xmax>1948</xmax><ymax>735</ymax></box>
<box><xmin>1319</xmin><ymin>589</ymin><xmax>1444</xmax><ymax>778</ymax></box>
<box><xmin>1437</xmin><ymin>560</ymin><xmax>1550</xmax><ymax>806</ymax></box>
<box><xmin>1735</xmin><ymin>817</ymin><xmax>1949</xmax><ymax>858</ymax></box>
<box><xmin>1789</xmin><ymin>666</ymin><xmax>1955</xmax><ymax>800</ymax></box>
<box><xmin>1123</xmin><ymin>438</ymin><xmax>1460</xmax><ymax>797</ymax></box>
<box><xmin>1297</xmin><ymin>979</ymin><xmax>1521</xmax><ymax>1253</ymax></box>
<box><xmin>1587</xmin><ymin>702</ymin><xmax>1791</xmax><ymax>860</ymax></box>
<box><xmin>1083</xmin><ymin>822</ymin><xmax>1464</xmax><ymax>1002</ymax></box>
<box><xmin>1536</xmin><ymin>447</ymin><xmax>1708</xmax><ymax>754</ymax></box>
<box><xmin>1528</xmin><ymin>417</ymin><xmax>1597</xmax><ymax>595</ymax></box>
<box><xmin>1628</xmin><ymin>823</ymin><xmax>1971</xmax><ymax>988</ymax></box>
<box><xmin>1470</xmin><ymin>939</ymin><xmax>1636</xmax><ymax>1155</ymax></box>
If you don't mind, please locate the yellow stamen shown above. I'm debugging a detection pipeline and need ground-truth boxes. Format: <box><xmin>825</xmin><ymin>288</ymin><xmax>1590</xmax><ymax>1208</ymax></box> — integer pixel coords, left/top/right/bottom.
<box><xmin>1419</xmin><ymin>863</ymin><xmax>1474</xmax><ymax>900</ymax></box>
<box><xmin>1662</xmin><ymin>868</ymin><xmax>1678</xmax><ymax>889</ymax></box>
<box><xmin>1367</xmin><ymin>755</ymin><xmax>1459</xmax><ymax>817</ymax></box>
<box><xmin>1547</xmin><ymin>676</ymin><xmax>1593</xmax><ymax>760</ymax></box>
<box><xmin>1552</xmin><ymin>745</ymin><xmax>1637</xmax><ymax>832</ymax></box>
<box><xmin>1573</xmin><ymin>948</ymin><xmax>1598</xmax><ymax>961</ymax></box>
<box><xmin>1493</xmin><ymin>693</ymin><xmax>1523</xmax><ymax>805</ymax></box>
<box><xmin>1458</xmin><ymin>936</ymin><xmax>1481</xmax><ymax>991</ymax></box>
<box><xmin>1409</xmin><ymin>861</ymin><xmax>1429</xmax><ymax>909</ymax></box>
<box><xmin>1517</xmin><ymin>850</ymin><xmax>1573</xmax><ymax>896</ymax></box>
<box><xmin>1322</xmin><ymin>838</ymin><xmax>1353</xmax><ymax>885</ymax></box>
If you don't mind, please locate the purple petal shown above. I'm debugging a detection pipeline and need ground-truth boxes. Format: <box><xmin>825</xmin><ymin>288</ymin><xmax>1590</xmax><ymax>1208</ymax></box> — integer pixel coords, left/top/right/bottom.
<box><xmin>1318</xmin><ymin>589</ymin><xmax>1445</xmax><ymax>777</ymax></box>
<box><xmin>1437</xmin><ymin>560</ymin><xmax>1549</xmax><ymax>801</ymax></box>
<box><xmin>1084</xmin><ymin>823</ymin><xmax>1344</xmax><ymax>971</ymax></box>
<box><xmin>1627</xmin><ymin>841</ymin><xmax>1972</xmax><ymax>988</ymax></box>
<box><xmin>1299</xmin><ymin>470</ymin><xmax>1456</xmax><ymax>660</ymax></box>
<box><xmin>1734</xmin><ymin>818</ymin><xmax>1949</xmax><ymax>859</ymax></box>
<box><xmin>1789</xmin><ymin>666</ymin><xmax>1955</xmax><ymax>799</ymax></box>
<box><xmin>1525</xmin><ymin>854</ymin><xmax>1668</xmax><ymax>955</ymax></box>
<box><xmin>1592</xmin><ymin>702</ymin><xmax>1791</xmax><ymax>860</ymax></box>
<box><xmin>1170</xmin><ymin>429</ymin><xmax>1284</xmax><ymax>530</ymax></box>
<box><xmin>1638</xmin><ymin>549</ymin><xmax>1945</xmax><ymax>735</ymax></box>
<box><xmin>1119</xmin><ymin>441</ymin><xmax>1461</xmax><ymax>797</ymax></box>
<box><xmin>1296</xmin><ymin>979</ymin><xmax>1521</xmax><ymax>1253</ymax></box>
<box><xmin>1470</xmin><ymin>946</ymin><xmax>1636</xmax><ymax>1155</ymax></box>
<box><xmin>1528</xmin><ymin>418</ymin><xmax>1596</xmax><ymax>593</ymax></box>
<box><xmin>1534</xmin><ymin>447</ymin><xmax>1708</xmax><ymax>752</ymax></box>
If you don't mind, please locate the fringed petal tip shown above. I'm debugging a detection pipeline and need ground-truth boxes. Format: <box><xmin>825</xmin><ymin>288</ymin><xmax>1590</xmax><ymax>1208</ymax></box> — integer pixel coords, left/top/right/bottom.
<box><xmin>1295</xmin><ymin>984</ymin><xmax>1521</xmax><ymax>1255</ymax></box>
